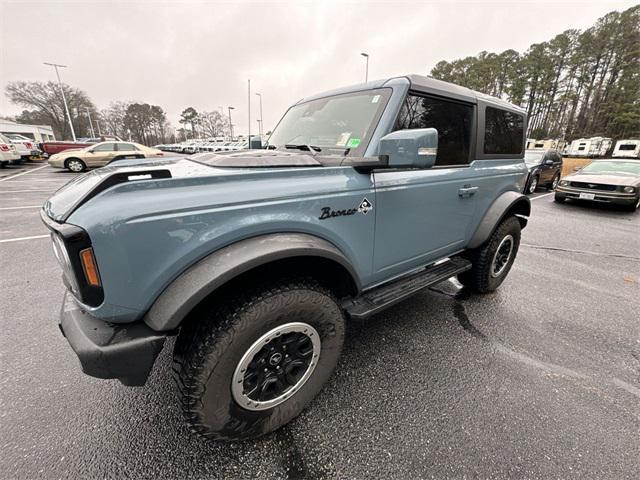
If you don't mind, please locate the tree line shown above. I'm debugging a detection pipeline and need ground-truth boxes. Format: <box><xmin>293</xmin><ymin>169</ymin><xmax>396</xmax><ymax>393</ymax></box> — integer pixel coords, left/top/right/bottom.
<box><xmin>4</xmin><ymin>81</ymin><xmax>232</xmax><ymax>145</ymax></box>
<box><xmin>430</xmin><ymin>5</ymin><xmax>640</xmax><ymax>140</ymax></box>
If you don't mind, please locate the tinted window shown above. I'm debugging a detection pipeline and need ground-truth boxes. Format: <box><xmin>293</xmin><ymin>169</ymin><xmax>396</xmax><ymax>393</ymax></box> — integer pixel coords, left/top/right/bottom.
<box><xmin>619</xmin><ymin>144</ymin><xmax>636</xmax><ymax>151</ymax></box>
<box><xmin>484</xmin><ymin>107</ymin><xmax>524</xmax><ymax>155</ymax></box>
<box><xmin>395</xmin><ymin>94</ymin><xmax>473</xmax><ymax>166</ymax></box>
<box><xmin>117</xmin><ymin>143</ymin><xmax>138</xmax><ymax>151</ymax></box>
<box><xmin>92</xmin><ymin>143</ymin><xmax>116</xmax><ymax>152</ymax></box>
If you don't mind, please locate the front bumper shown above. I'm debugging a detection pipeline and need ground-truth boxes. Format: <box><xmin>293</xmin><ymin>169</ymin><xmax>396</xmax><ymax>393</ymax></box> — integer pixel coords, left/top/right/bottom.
<box><xmin>555</xmin><ymin>186</ymin><xmax>637</xmax><ymax>205</ymax></box>
<box><xmin>59</xmin><ymin>291</ymin><xmax>167</xmax><ymax>386</ymax></box>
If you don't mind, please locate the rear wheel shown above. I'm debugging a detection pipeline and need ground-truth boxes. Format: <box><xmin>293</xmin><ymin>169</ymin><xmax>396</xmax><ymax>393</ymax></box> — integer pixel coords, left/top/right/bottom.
<box><xmin>173</xmin><ymin>277</ymin><xmax>345</xmax><ymax>441</ymax></box>
<box><xmin>527</xmin><ymin>175</ymin><xmax>539</xmax><ymax>194</ymax></box>
<box><xmin>65</xmin><ymin>158</ymin><xmax>86</xmax><ymax>172</ymax></box>
<box><xmin>458</xmin><ymin>216</ymin><xmax>521</xmax><ymax>293</ymax></box>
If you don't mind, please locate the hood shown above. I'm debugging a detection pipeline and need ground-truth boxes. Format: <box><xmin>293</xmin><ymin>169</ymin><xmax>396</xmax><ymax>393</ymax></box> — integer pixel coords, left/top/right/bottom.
<box><xmin>42</xmin><ymin>151</ymin><xmax>325</xmax><ymax>222</ymax></box>
<box><xmin>192</xmin><ymin>149</ymin><xmax>325</xmax><ymax>167</ymax></box>
<box><xmin>53</xmin><ymin>147</ymin><xmax>87</xmax><ymax>156</ymax></box>
<box><xmin>564</xmin><ymin>172</ymin><xmax>639</xmax><ymax>187</ymax></box>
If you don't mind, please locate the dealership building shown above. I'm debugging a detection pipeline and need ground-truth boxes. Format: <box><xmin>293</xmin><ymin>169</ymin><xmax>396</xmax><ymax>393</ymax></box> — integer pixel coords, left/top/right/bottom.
<box><xmin>0</xmin><ymin>119</ymin><xmax>56</xmax><ymax>142</ymax></box>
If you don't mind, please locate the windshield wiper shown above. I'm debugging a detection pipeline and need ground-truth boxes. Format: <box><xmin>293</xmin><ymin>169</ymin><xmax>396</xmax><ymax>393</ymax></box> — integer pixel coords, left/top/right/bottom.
<box><xmin>284</xmin><ymin>144</ymin><xmax>322</xmax><ymax>154</ymax></box>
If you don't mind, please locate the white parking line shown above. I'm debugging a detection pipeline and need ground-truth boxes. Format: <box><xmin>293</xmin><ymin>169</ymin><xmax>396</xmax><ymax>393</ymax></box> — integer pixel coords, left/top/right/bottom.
<box><xmin>0</xmin><ymin>165</ymin><xmax>48</xmax><ymax>182</ymax></box>
<box><xmin>0</xmin><ymin>189</ymin><xmax>54</xmax><ymax>194</ymax></box>
<box><xmin>531</xmin><ymin>192</ymin><xmax>554</xmax><ymax>201</ymax></box>
<box><xmin>0</xmin><ymin>234</ymin><xmax>49</xmax><ymax>244</ymax></box>
<box><xmin>0</xmin><ymin>205</ymin><xmax>41</xmax><ymax>210</ymax></box>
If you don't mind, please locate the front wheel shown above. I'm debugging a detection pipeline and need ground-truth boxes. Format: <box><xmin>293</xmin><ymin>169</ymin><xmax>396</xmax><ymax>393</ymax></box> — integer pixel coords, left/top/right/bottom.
<box><xmin>65</xmin><ymin>158</ymin><xmax>86</xmax><ymax>172</ymax></box>
<box><xmin>458</xmin><ymin>216</ymin><xmax>521</xmax><ymax>293</ymax></box>
<box><xmin>173</xmin><ymin>277</ymin><xmax>345</xmax><ymax>441</ymax></box>
<box><xmin>548</xmin><ymin>173</ymin><xmax>560</xmax><ymax>190</ymax></box>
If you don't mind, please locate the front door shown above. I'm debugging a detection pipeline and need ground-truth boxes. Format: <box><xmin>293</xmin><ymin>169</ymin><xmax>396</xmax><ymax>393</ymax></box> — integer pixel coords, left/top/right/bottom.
<box><xmin>372</xmin><ymin>93</ymin><xmax>477</xmax><ymax>283</ymax></box>
<box><xmin>87</xmin><ymin>142</ymin><xmax>117</xmax><ymax>166</ymax></box>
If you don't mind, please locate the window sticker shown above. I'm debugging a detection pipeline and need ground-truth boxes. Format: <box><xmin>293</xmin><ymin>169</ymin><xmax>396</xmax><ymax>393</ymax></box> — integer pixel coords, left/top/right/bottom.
<box><xmin>371</xmin><ymin>95</ymin><xmax>380</xmax><ymax>104</ymax></box>
<box><xmin>346</xmin><ymin>138</ymin><xmax>361</xmax><ymax>149</ymax></box>
<box><xmin>336</xmin><ymin>132</ymin><xmax>351</xmax><ymax>147</ymax></box>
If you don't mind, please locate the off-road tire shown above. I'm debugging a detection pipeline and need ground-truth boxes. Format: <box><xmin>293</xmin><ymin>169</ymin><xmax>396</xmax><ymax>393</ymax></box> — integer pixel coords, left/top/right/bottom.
<box><xmin>173</xmin><ymin>277</ymin><xmax>345</xmax><ymax>441</ymax></box>
<box><xmin>458</xmin><ymin>216</ymin><xmax>521</xmax><ymax>293</ymax></box>
<box><xmin>65</xmin><ymin>158</ymin><xmax>86</xmax><ymax>172</ymax></box>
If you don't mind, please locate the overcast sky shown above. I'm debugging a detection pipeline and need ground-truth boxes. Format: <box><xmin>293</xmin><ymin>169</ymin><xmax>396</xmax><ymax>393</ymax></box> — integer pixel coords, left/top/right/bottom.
<box><xmin>1</xmin><ymin>0</ymin><xmax>638</xmax><ymax>136</ymax></box>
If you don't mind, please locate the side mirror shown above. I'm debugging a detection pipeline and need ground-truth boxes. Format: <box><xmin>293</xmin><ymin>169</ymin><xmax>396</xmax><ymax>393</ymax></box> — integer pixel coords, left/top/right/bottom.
<box><xmin>378</xmin><ymin>128</ymin><xmax>438</xmax><ymax>169</ymax></box>
<box><xmin>544</xmin><ymin>159</ymin><xmax>554</xmax><ymax>165</ymax></box>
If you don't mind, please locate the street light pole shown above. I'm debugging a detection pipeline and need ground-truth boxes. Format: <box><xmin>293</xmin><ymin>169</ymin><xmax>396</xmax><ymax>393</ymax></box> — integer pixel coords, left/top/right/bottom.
<box><xmin>86</xmin><ymin>108</ymin><xmax>96</xmax><ymax>138</ymax></box>
<box><xmin>255</xmin><ymin>92</ymin><xmax>263</xmax><ymax>137</ymax></box>
<box><xmin>228</xmin><ymin>106</ymin><xmax>235</xmax><ymax>140</ymax></box>
<box><xmin>360</xmin><ymin>52</ymin><xmax>369</xmax><ymax>82</ymax></box>
<box><xmin>44</xmin><ymin>62</ymin><xmax>77</xmax><ymax>141</ymax></box>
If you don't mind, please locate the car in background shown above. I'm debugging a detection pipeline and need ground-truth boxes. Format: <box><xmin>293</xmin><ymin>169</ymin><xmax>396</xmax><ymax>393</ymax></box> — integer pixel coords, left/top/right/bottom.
<box><xmin>41</xmin><ymin>135</ymin><xmax>122</xmax><ymax>156</ymax></box>
<box><xmin>4</xmin><ymin>133</ymin><xmax>41</xmax><ymax>161</ymax></box>
<box><xmin>48</xmin><ymin>141</ymin><xmax>164</xmax><ymax>172</ymax></box>
<box><xmin>0</xmin><ymin>133</ymin><xmax>21</xmax><ymax>167</ymax></box>
<box><xmin>523</xmin><ymin>149</ymin><xmax>563</xmax><ymax>194</ymax></box>
<box><xmin>555</xmin><ymin>159</ymin><xmax>640</xmax><ymax>211</ymax></box>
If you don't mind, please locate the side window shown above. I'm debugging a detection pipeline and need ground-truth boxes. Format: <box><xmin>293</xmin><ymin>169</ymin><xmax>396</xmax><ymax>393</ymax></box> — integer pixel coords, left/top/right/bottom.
<box><xmin>484</xmin><ymin>107</ymin><xmax>524</xmax><ymax>155</ymax></box>
<box><xmin>117</xmin><ymin>143</ymin><xmax>138</xmax><ymax>151</ymax></box>
<box><xmin>395</xmin><ymin>94</ymin><xmax>473</xmax><ymax>166</ymax></box>
<box><xmin>92</xmin><ymin>143</ymin><xmax>116</xmax><ymax>152</ymax></box>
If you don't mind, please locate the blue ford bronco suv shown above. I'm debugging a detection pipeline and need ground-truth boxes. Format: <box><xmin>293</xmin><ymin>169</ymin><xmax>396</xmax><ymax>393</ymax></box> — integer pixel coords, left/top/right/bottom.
<box><xmin>42</xmin><ymin>75</ymin><xmax>530</xmax><ymax>441</ymax></box>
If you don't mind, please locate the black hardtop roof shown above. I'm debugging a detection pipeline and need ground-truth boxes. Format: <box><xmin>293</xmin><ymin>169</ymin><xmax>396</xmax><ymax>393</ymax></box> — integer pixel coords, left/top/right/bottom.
<box><xmin>297</xmin><ymin>74</ymin><xmax>525</xmax><ymax>115</ymax></box>
<box><xmin>406</xmin><ymin>74</ymin><xmax>525</xmax><ymax>113</ymax></box>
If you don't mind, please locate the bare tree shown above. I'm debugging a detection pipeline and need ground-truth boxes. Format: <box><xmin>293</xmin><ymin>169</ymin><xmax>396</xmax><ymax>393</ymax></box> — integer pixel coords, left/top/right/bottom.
<box><xmin>6</xmin><ymin>81</ymin><xmax>96</xmax><ymax>140</ymax></box>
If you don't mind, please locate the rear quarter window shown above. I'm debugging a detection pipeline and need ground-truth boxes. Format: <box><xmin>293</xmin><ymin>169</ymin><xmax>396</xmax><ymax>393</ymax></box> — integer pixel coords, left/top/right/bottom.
<box><xmin>484</xmin><ymin>107</ymin><xmax>524</xmax><ymax>155</ymax></box>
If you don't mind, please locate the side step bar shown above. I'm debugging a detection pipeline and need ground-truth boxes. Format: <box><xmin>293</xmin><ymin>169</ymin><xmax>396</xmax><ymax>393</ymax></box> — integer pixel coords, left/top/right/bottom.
<box><xmin>343</xmin><ymin>256</ymin><xmax>471</xmax><ymax>320</ymax></box>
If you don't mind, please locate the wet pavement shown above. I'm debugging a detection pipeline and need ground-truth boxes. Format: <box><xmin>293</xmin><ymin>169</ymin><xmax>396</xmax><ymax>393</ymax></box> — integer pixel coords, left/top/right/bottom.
<box><xmin>1</xmin><ymin>163</ymin><xmax>639</xmax><ymax>479</ymax></box>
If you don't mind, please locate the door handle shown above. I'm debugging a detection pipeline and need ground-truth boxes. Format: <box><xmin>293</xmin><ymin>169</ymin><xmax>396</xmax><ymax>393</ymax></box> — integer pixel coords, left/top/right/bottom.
<box><xmin>458</xmin><ymin>186</ymin><xmax>479</xmax><ymax>197</ymax></box>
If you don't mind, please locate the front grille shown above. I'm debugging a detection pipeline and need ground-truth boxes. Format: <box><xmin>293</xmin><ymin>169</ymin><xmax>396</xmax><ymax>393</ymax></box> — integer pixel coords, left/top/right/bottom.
<box><xmin>570</xmin><ymin>181</ymin><xmax>617</xmax><ymax>191</ymax></box>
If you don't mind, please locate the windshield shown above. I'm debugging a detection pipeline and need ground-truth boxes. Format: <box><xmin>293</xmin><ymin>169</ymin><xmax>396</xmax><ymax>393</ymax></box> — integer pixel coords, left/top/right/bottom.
<box><xmin>580</xmin><ymin>160</ymin><xmax>640</xmax><ymax>175</ymax></box>
<box><xmin>267</xmin><ymin>88</ymin><xmax>391</xmax><ymax>156</ymax></box>
<box><xmin>524</xmin><ymin>151</ymin><xmax>544</xmax><ymax>166</ymax></box>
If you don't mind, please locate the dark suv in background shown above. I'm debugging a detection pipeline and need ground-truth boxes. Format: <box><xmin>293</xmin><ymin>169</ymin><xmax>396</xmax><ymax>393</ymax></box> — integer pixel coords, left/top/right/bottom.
<box><xmin>524</xmin><ymin>149</ymin><xmax>563</xmax><ymax>194</ymax></box>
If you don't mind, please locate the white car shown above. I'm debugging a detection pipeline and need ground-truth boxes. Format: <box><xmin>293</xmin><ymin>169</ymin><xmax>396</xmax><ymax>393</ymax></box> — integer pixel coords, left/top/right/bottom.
<box><xmin>0</xmin><ymin>133</ymin><xmax>21</xmax><ymax>167</ymax></box>
<box><xmin>4</xmin><ymin>133</ymin><xmax>38</xmax><ymax>161</ymax></box>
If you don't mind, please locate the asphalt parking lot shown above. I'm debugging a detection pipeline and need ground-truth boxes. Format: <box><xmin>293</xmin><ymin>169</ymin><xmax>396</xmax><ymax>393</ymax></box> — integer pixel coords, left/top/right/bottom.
<box><xmin>1</xmin><ymin>163</ymin><xmax>639</xmax><ymax>479</ymax></box>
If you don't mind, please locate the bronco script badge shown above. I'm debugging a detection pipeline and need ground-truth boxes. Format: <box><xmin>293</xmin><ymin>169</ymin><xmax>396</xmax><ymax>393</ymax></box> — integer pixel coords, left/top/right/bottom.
<box><xmin>319</xmin><ymin>197</ymin><xmax>373</xmax><ymax>220</ymax></box>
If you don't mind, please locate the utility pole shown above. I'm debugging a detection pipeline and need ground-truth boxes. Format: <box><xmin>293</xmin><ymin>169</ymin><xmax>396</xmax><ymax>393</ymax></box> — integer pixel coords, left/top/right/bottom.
<box><xmin>255</xmin><ymin>92</ymin><xmax>263</xmax><ymax>137</ymax></box>
<box><xmin>86</xmin><ymin>108</ymin><xmax>96</xmax><ymax>137</ymax></box>
<box><xmin>228</xmin><ymin>106</ymin><xmax>235</xmax><ymax>140</ymax></box>
<box><xmin>44</xmin><ymin>62</ymin><xmax>77</xmax><ymax>141</ymax></box>
<box><xmin>360</xmin><ymin>52</ymin><xmax>369</xmax><ymax>82</ymax></box>
<box><xmin>248</xmin><ymin>79</ymin><xmax>251</xmax><ymax>148</ymax></box>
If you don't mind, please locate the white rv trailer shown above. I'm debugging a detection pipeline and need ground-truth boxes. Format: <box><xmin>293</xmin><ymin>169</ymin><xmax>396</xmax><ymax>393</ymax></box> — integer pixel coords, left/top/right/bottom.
<box><xmin>526</xmin><ymin>139</ymin><xmax>567</xmax><ymax>151</ymax></box>
<box><xmin>565</xmin><ymin>137</ymin><xmax>613</xmax><ymax>157</ymax></box>
<box><xmin>612</xmin><ymin>139</ymin><xmax>640</xmax><ymax>159</ymax></box>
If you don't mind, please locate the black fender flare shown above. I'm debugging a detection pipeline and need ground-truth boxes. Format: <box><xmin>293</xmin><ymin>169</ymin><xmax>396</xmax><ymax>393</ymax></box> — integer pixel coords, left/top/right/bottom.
<box><xmin>143</xmin><ymin>233</ymin><xmax>361</xmax><ymax>331</ymax></box>
<box><xmin>467</xmin><ymin>191</ymin><xmax>531</xmax><ymax>249</ymax></box>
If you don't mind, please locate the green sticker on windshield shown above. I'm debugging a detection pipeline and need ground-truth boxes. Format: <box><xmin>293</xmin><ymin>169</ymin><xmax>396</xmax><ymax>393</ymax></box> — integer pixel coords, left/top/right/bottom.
<box><xmin>347</xmin><ymin>138</ymin><xmax>361</xmax><ymax>148</ymax></box>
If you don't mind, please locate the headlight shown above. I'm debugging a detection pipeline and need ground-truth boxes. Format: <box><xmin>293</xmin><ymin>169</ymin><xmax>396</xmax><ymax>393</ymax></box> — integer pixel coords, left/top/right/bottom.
<box><xmin>623</xmin><ymin>186</ymin><xmax>635</xmax><ymax>193</ymax></box>
<box><xmin>51</xmin><ymin>232</ymin><xmax>80</xmax><ymax>294</ymax></box>
<box><xmin>559</xmin><ymin>180</ymin><xmax>569</xmax><ymax>186</ymax></box>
